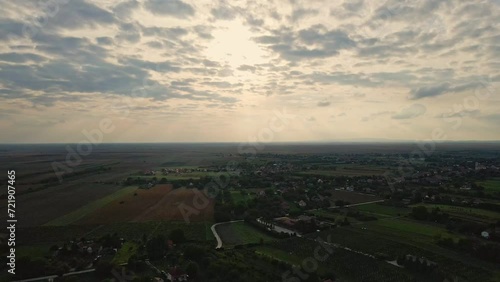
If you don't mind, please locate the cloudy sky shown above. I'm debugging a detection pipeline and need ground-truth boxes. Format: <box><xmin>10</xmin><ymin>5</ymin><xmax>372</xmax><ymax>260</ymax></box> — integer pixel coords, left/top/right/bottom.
<box><xmin>0</xmin><ymin>0</ymin><xmax>499</xmax><ymax>143</ymax></box>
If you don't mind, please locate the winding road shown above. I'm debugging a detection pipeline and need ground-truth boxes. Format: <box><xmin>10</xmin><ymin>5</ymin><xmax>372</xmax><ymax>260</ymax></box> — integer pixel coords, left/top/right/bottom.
<box><xmin>210</xmin><ymin>220</ymin><xmax>244</xmax><ymax>249</ymax></box>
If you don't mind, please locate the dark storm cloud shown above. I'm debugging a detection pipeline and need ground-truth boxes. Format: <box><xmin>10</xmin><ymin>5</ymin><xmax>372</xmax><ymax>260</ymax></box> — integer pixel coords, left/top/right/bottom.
<box><xmin>144</xmin><ymin>0</ymin><xmax>195</xmax><ymax>18</ymax></box>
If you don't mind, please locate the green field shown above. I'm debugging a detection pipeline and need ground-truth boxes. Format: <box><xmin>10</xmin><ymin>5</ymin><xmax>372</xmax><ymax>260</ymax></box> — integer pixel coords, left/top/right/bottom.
<box><xmin>412</xmin><ymin>204</ymin><xmax>500</xmax><ymax>223</ymax></box>
<box><xmin>298</xmin><ymin>165</ymin><xmax>386</xmax><ymax>177</ymax></box>
<box><xmin>477</xmin><ymin>178</ymin><xmax>500</xmax><ymax>193</ymax></box>
<box><xmin>364</xmin><ymin>218</ymin><xmax>462</xmax><ymax>244</ymax></box>
<box><xmin>132</xmin><ymin>171</ymin><xmax>213</xmax><ymax>180</ymax></box>
<box><xmin>215</xmin><ymin>222</ymin><xmax>276</xmax><ymax>246</ymax></box>
<box><xmin>356</xmin><ymin>204</ymin><xmax>409</xmax><ymax>217</ymax></box>
<box><xmin>230</xmin><ymin>190</ymin><xmax>255</xmax><ymax>204</ymax></box>
<box><xmin>310</xmin><ymin>209</ymin><xmax>343</xmax><ymax>221</ymax></box>
<box><xmin>113</xmin><ymin>241</ymin><xmax>139</xmax><ymax>264</ymax></box>
<box><xmin>17</xmin><ymin>244</ymin><xmax>51</xmax><ymax>259</ymax></box>
<box><xmin>255</xmin><ymin>246</ymin><xmax>303</xmax><ymax>265</ymax></box>
<box><xmin>44</xmin><ymin>186</ymin><xmax>138</xmax><ymax>226</ymax></box>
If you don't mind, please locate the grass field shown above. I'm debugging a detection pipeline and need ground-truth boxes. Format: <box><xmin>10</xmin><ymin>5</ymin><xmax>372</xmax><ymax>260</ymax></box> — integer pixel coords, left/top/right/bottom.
<box><xmin>17</xmin><ymin>244</ymin><xmax>51</xmax><ymax>258</ymax></box>
<box><xmin>44</xmin><ymin>186</ymin><xmax>138</xmax><ymax>226</ymax></box>
<box><xmin>113</xmin><ymin>241</ymin><xmax>139</xmax><ymax>264</ymax></box>
<box><xmin>255</xmin><ymin>246</ymin><xmax>303</xmax><ymax>265</ymax></box>
<box><xmin>476</xmin><ymin>178</ymin><xmax>500</xmax><ymax>194</ymax></box>
<box><xmin>78</xmin><ymin>185</ymin><xmax>214</xmax><ymax>224</ymax></box>
<box><xmin>355</xmin><ymin>204</ymin><xmax>409</xmax><ymax>217</ymax></box>
<box><xmin>364</xmin><ymin>217</ymin><xmax>462</xmax><ymax>243</ymax></box>
<box><xmin>412</xmin><ymin>204</ymin><xmax>500</xmax><ymax>223</ymax></box>
<box><xmin>230</xmin><ymin>190</ymin><xmax>254</xmax><ymax>205</ymax></box>
<box><xmin>215</xmin><ymin>222</ymin><xmax>276</xmax><ymax>246</ymax></box>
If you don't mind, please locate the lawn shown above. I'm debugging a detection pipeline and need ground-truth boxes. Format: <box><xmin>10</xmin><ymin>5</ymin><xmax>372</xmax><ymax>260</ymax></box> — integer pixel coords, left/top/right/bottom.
<box><xmin>113</xmin><ymin>241</ymin><xmax>139</xmax><ymax>264</ymax></box>
<box><xmin>44</xmin><ymin>186</ymin><xmax>138</xmax><ymax>226</ymax></box>
<box><xmin>215</xmin><ymin>222</ymin><xmax>276</xmax><ymax>246</ymax></box>
<box><xmin>355</xmin><ymin>203</ymin><xmax>409</xmax><ymax>217</ymax></box>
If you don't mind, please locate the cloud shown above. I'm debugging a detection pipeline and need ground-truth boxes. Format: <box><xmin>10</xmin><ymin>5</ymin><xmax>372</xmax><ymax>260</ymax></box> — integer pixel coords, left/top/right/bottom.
<box><xmin>392</xmin><ymin>104</ymin><xmax>427</xmax><ymax>119</ymax></box>
<box><xmin>289</xmin><ymin>8</ymin><xmax>319</xmax><ymax>22</ymax></box>
<box><xmin>409</xmin><ymin>82</ymin><xmax>482</xmax><ymax>99</ymax></box>
<box><xmin>254</xmin><ymin>25</ymin><xmax>356</xmax><ymax>60</ymax></box>
<box><xmin>0</xmin><ymin>52</ymin><xmax>46</xmax><ymax>63</ymax></box>
<box><xmin>317</xmin><ymin>101</ymin><xmax>331</xmax><ymax>107</ymax></box>
<box><xmin>144</xmin><ymin>0</ymin><xmax>195</xmax><ymax>18</ymax></box>
<box><xmin>211</xmin><ymin>4</ymin><xmax>238</xmax><ymax>21</ymax></box>
<box><xmin>44</xmin><ymin>0</ymin><xmax>116</xmax><ymax>30</ymax></box>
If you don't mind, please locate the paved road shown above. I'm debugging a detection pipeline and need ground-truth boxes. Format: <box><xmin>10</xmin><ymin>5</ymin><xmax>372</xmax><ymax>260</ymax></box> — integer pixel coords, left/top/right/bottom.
<box><xmin>210</xmin><ymin>220</ymin><xmax>244</xmax><ymax>249</ymax></box>
<box><xmin>14</xmin><ymin>269</ymin><xmax>96</xmax><ymax>282</ymax></box>
<box><xmin>14</xmin><ymin>263</ymin><xmax>127</xmax><ymax>282</ymax></box>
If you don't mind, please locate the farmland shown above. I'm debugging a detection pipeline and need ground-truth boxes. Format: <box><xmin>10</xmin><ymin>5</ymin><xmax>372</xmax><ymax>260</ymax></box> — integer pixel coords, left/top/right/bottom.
<box><xmin>45</xmin><ymin>186</ymin><xmax>139</xmax><ymax>226</ymax></box>
<box><xmin>411</xmin><ymin>204</ymin><xmax>500</xmax><ymax>223</ymax></box>
<box><xmin>329</xmin><ymin>190</ymin><xmax>382</xmax><ymax>204</ymax></box>
<box><xmin>355</xmin><ymin>203</ymin><xmax>410</xmax><ymax>217</ymax></box>
<box><xmin>215</xmin><ymin>222</ymin><xmax>276</xmax><ymax>246</ymax></box>
<box><xmin>1</xmin><ymin>143</ymin><xmax>499</xmax><ymax>281</ymax></box>
<box><xmin>363</xmin><ymin>218</ymin><xmax>463</xmax><ymax>243</ymax></box>
<box><xmin>78</xmin><ymin>185</ymin><xmax>214</xmax><ymax>224</ymax></box>
<box><xmin>297</xmin><ymin>165</ymin><xmax>387</xmax><ymax>177</ymax></box>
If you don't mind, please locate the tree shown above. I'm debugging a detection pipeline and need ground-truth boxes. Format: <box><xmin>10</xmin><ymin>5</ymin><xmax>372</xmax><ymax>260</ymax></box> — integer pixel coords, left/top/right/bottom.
<box><xmin>95</xmin><ymin>261</ymin><xmax>115</xmax><ymax>278</ymax></box>
<box><xmin>146</xmin><ymin>235</ymin><xmax>167</xmax><ymax>260</ymax></box>
<box><xmin>411</xmin><ymin>206</ymin><xmax>429</xmax><ymax>220</ymax></box>
<box><xmin>169</xmin><ymin>229</ymin><xmax>186</xmax><ymax>244</ymax></box>
<box><xmin>185</xmin><ymin>261</ymin><xmax>200</xmax><ymax>278</ymax></box>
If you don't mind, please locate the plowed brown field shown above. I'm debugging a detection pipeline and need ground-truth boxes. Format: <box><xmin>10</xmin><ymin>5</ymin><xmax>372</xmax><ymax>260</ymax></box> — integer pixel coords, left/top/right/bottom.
<box><xmin>78</xmin><ymin>185</ymin><xmax>213</xmax><ymax>224</ymax></box>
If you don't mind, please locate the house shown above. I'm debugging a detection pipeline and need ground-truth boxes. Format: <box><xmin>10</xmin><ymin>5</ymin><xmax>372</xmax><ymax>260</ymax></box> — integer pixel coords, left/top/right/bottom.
<box><xmin>298</xmin><ymin>200</ymin><xmax>307</xmax><ymax>207</ymax></box>
<box><xmin>167</xmin><ymin>267</ymin><xmax>188</xmax><ymax>282</ymax></box>
<box><xmin>481</xmin><ymin>231</ymin><xmax>490</xmax><ymax>239</ymax></box>
<box><xmin>405</xmin><ymin>255</ymin><xmax>437</xmax><ymax>267</ymax></box>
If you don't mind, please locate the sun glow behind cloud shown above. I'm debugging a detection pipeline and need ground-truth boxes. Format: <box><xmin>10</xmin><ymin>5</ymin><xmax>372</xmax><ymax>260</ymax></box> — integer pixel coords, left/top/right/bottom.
<box><xmin>0</xmin><ymin>0</ymin><xmax>499</xmax><ymax>143</ymax></box>
<box><xmin>205</xmin><ymin>21</ymin><xmax>268</xmax><ymax>68</ymax></box>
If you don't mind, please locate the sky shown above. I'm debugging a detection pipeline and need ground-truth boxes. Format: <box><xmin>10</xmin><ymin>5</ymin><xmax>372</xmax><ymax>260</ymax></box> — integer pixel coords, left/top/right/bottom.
<box><xmin>0</xmin><ymin>0</ymin><xmax>499</xmax><ymax>143</ymax></box>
